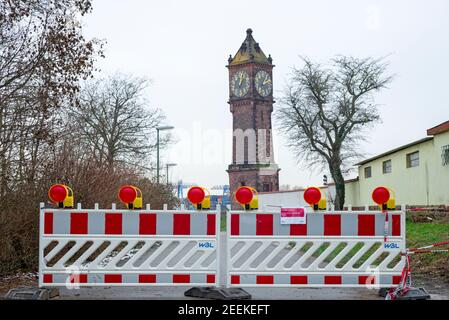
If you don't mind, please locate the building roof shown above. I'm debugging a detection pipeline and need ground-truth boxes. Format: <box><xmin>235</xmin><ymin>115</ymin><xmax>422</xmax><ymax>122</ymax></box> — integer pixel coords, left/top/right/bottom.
<box><xmin>355</xmin><ymin>120</ymin><xmax>449</xmax><ymax>166</ymax></box>
<box><xmin>427</xmin><ymin>120</ymin><xmax>449</xmax><ymax>136</ymax></box>
<box><xmin>228</xmin><ymin>29</ymin><xmax>272</xmax><ymax>66</ymax></box>
<box><xmin>355</xmin><ymin>137</ymin><xmax>433</xmax><ymax>166</ymax></box>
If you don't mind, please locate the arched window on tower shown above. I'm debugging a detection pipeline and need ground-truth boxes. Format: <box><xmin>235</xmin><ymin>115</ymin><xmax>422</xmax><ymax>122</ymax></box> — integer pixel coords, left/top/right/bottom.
<box><xmin>233</xmin><ymin>136</ymin><xmax>237</xmax><ymax>164</ymax></box>
<box><xmin>244</xmin><ymin>136</ymin><xmax>249</xmax><ymax>164</ymax></box>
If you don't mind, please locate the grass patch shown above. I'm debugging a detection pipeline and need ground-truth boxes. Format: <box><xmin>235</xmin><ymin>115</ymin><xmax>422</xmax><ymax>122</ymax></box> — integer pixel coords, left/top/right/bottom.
<box><xmin>406</xmin><ymin>220</ymin><xmax>449</xmax><ymax>248</ymax></box>
<box><xmin>406</xmin><ymin>219</ymin><xmax>449</xmax><ymax>279</ymax></box>
<box><xmin>336</xmin><ymin>242</ymin><xmax>364</xmax><ymax>268</ymax></box>
<box><xmin>353</xmin><ymin>242</ymin><xmax>382</xmax><ymax>268</ymax></box>
<box><xmin>311</xmin><ymin>242</ymin><xmax>330</xmax><ymax>258</ymax></box>
<box><xmin>322</xmin><ymin>243</ymin><xmax>347</xmax><ymax>265</ymax></box>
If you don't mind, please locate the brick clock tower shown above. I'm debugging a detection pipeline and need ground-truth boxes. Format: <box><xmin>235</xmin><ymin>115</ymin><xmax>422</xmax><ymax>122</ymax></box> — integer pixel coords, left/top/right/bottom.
<box><xmin>227</xmin><ymin>28</ymin><xmax>280</xmax><ymax>208</ymax></box>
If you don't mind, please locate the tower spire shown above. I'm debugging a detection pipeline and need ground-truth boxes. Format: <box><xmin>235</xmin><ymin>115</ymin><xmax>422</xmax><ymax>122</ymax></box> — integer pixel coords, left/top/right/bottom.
<box><xmin>228</xmin><ymin>28</ymin><xmax>271</xmax><ymax>66</ymax></box>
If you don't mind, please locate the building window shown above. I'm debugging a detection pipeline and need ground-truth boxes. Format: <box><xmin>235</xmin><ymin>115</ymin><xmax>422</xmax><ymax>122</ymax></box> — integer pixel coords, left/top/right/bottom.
<box><xmin>382</xmin><ymin>159</ymin><xmax>392</xmax><ymax>174</ymax></box>
<box><xmin>263</xmin><ymin>183</ymin><xmax>271</xmax><ymax>192</ymax></box>
<box><xmin>364</xmin><ymin>166</ymin><xmax>372</xmax><ymax>178</ymax></box>
<box><xmin>244</xmin><ymin>136</ymin><xmax>248</xmax><ymax>164</ymax></box>
<box><xmin>240</xmin><ymin>181</ymin><xmax>246</xmax><ymax>186</ymax></box>
<box><xmin>406</xmin><ymin>151</ymin><xmax>419</xmax><ymax>168</ymax></box>
<box><xmin>442</xmin><ymin>145</ymin><xmax>449</xmax><ymax>166</ymax></box>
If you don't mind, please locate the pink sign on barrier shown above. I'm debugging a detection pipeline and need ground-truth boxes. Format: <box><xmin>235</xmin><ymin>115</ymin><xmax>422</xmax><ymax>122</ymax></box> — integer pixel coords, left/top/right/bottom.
<box><xmin>280</xmin><ymin>207</ymin><xmax>306</xmax><ymax>224</ymax></box>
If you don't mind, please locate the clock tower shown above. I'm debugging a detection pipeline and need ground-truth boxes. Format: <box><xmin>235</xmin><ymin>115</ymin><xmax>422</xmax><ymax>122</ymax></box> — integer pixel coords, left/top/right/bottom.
<box><xmin>227</xmin><ymin>28</ymin><xmax>280</xmax><ymax>208</ymax></box>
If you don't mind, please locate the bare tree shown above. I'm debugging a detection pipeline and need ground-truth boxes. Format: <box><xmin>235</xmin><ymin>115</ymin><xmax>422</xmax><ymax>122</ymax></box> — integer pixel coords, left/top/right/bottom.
<box><xmin>68</xmin><ymin>73</ymin><xmax>169</xmax><ymax>172</ymax></box>
<box><xmin>277</xmin><ymin>56</ymin><xmax>393</xmax><ymax>209</ymax></box>
<box><xmin>0</xmin><ymin>0</ymin><xmax>104</xmax><ymax>275</ymax></box>
<box><xmin>0</xmin><ymin>0</ymin><xmax>103</xmax><ymax>202</ymax></box>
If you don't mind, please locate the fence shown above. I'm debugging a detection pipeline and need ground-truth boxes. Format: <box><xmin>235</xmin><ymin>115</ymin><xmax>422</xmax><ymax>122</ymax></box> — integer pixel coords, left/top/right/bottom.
<box><xmin>226</xmin><ymin>207</ymin><xmax>406</xmax><ymax>287</ymax></box>
<box><xmin>39</xmin><ymin>204</ymin><xmax>406</xmax><ymax>289</ymax></box>
<box><xmin>39</xmin><ymin>203</ymin><xmax>221</xmax><ymax>287</ymax></box>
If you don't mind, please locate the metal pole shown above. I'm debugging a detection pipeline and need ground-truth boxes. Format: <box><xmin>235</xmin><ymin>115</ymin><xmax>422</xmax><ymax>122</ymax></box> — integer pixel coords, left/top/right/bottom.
<box><xmin>156</xmin><ymin>129</ymin><xmax>160</xmax><ymax>184</ymax></box>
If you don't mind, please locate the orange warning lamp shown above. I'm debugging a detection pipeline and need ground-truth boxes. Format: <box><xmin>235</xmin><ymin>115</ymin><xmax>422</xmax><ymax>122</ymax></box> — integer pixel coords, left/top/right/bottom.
<box><xmin>372</xmin><ymin>186</ymin><xmax>395</xmax><ymax>210</ymax></box>
<box><xmin>187</xmin><ymin>186</ymin><xmax>210</xmax><ymax>210</ymax></box>
<box><xmin>304</xmin><ymin>187</ymin><xmax>322</xmax><ymax>210</ymax></box>
<box><xmin>48</xmin><ymin>184</ymin><xmax>73</xmax><ymax>208</ymax></box>
<box><xmin>235</xmin><ymin>186</ymin><xmax>258</xmax><ymax>210</ymax></box>
<box><xmin>118</xmin><ymin>185</ymin><xmax>142</xmax><ymax>209</ymax></box>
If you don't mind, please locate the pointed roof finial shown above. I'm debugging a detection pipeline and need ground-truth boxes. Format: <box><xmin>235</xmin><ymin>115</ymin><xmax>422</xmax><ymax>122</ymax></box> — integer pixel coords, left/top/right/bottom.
<box><xmin>228</xmin><ymin>29</ymin><xmax>271</xmax><ymax>66</ymax></box>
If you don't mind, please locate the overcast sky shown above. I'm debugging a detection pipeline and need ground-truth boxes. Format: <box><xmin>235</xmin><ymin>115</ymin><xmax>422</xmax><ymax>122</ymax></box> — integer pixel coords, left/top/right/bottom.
<box><xmin>83</xmin><ymin>0</ymin><xmax>449</xmax><ymax>190</ymax></box>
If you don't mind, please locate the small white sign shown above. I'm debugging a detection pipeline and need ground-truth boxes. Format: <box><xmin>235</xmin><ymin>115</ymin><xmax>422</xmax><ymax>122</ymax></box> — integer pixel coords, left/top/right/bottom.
<box><xmin>281</xmin><ymin>207</ymin><xmax>306</xmax><ymax>224</ymax></box>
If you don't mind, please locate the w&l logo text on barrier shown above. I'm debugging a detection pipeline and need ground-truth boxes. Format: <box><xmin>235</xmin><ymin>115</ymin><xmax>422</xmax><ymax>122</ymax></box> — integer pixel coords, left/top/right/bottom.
<box><xmin>198</xmin><ymin>242</ymin><xmax>214</xmax><ymax>249</ymax></box>
<box><xmin>384</xmin><ymin>242</ymin><xmax>400</xmax><ymax>249</ymax></box>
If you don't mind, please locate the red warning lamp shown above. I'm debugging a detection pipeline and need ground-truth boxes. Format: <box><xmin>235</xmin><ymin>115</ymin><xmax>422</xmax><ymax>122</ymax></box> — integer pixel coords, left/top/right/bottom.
<box><xmin>48</xmin><ymin>184</ymin><xmax>68</xmax><ymax>203</ymax></box>
<box><xmin>187</xmin><ymin>186</ymin><xmax>206</xmax><ymax>205</ymax></box>
<box><xmin>235</xmin><ymin>186</ymin><xmax>254</xmax><ymax>205</ymax></box>
<box><xmin>118</xmin><ymin>185</ymin><xmax>137</xmax><ymax>205</ymax></box>
<box><xmin>372</xmin><ymin>186</ymin><xmax>392</xmax><ymax>242</ymax></box>
<box><xmin>303</xmin><ymin>187</ymin><xmax>321</xmax><ymax>206</ymax></box>
<box><xmin>372</xmin><ymin>186</ymin><xmax>390</xmax><ymax>206</ymax></box>
<box><xmin>48</xmin><ymin>184</ymin><xmax>73</xmax><ymax>208</ymax></box>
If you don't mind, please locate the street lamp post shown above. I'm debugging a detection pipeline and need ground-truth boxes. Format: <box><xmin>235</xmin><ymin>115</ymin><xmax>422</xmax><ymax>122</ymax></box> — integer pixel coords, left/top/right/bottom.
<box><xmin>166</xmin><ymin>163</ymin><xmax>177</xmax><ymax>185</ymax></box>
<box><xmin>156</xmin><ymin>125</ymin><xmax>174</xmax><ymax>184</ymax></box>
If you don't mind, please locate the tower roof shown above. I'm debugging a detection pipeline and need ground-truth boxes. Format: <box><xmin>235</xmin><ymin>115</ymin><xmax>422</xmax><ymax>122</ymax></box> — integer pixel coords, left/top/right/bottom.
<box><xmin>228</xmin><ymin>28</ymin><xmax>272</xmax><ymax>66</ymax></box>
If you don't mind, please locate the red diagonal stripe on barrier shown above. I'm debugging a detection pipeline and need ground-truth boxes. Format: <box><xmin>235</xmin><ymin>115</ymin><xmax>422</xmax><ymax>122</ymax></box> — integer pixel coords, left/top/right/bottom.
<box><xmin>290</xmin><ymin>224</ymin><xmax>307</xmax><ymax>236</ymax></box>
<box><xmin>70</xmin><ymin>274</ymin><xmax>87</xmax><ymax>284</ymax></box>
<box><xmin>256</xmin><ymin>214</ymin><xmax>273</xmax><ymax>236</ymax></box>
<box><xmin>291</xmin><ymin>276</ymin><xmax>308</xmax><ymax>284</ymax></box>
<box><xmin>104</xmin><ymin>274</ymin><xmax>122</xmax><ymax>283</ymax></box>
<box><xmin>207</xmin><ymin>214</ymin><xmax>216</xmax><ymax>235</ymax></box>
<box><xmin>231</xmin><ymin>275</ymin><xmax>240</xmax><ymax>284</ymax></box>
<box><xmin>173</xmin><ymin>274</ymin><xmax>190</xmax><ymax>283</ymax></box>
<box><xmin>324</xmin><ymin>276</ymin><xmax>342</xmax><ymax>285</ymax></box>
<box><xmin>392</xmin><ymin>276</ymin><xmax>402</xmax><ymax>285</ymax></box>
<box><xmin>358</xmin><ymin>214</ymin><xmax>375</xmax><ymax>236</ymax></box>
<box><xmin>392</xmin><ymin>215</ymin><xmax>401</xmax><ymax>236</ymax></box>
<box><xmin>43</xmin><ymin>274</ymin><xmax>53</xmax><ymax>283</ymax></box>
<box><xmin>105</xmin><ymin>213</ymin><xmax>122</xmax><ymax>235</ymax></box>
<box><xmin>139</xmin><ymin>214</ymin><xmax>157</xmax><ymax>235</ymax></box>
<box><xmin>44</xmin><ymin>212</ymin><xmax>53</xmax><ymax>234</ymax></box>
<box><xmin>359</xmin><ymin>275</ymin><xmax>375</xmax><ymax>285</ymax></box>
<box><xmin>71</xmin><ymin>213</ymin><xmax>88</xmax><ymax>234</ymax></box>
<box><xmin>139</xmin><ymin>274</ymin><xmax>156</xmax><ymax>283</ymax></box>
<box><xmin>324</xmin><ymin>215</ymin><xmax>341</xmax><ymax>236</ymax></box>
<box><xmin>207</xmin><ymin>274</ymin><xmax>215</xmax><ymax>284</ymax></box>
<box><xmin>173</xmin><ymin>214</ymin><xmax>190</xmax><ymax>235</ymax></box>
<box><xmin>231</xmin><ymin>214</ymin><xmax>240</xmax><ymax>235</ymax></box>
<box><xmin>256</xmin><ymin>275</ymin><xmax>274</xmax><ymax>284</ymax></box>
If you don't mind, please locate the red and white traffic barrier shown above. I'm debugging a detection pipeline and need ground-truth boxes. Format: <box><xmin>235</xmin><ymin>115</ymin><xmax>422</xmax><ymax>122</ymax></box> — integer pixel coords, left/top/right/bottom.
<box><xmin>226</xmin><ymin>208</ymin><xmax>406</xmax><ymax>288</ymax></box>
<box><xmin>39</xmin><ymin>203</ymin><xmax>221</xmax><ymax>287</ymax></box>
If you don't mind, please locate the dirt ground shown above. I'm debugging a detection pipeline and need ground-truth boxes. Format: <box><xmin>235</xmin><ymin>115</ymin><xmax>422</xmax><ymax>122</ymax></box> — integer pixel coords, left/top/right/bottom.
<box><xmin>1</xmin><ymin>272</ymin><xmax>449</xmax><ymax>300</ymax></box>
<box><xmin>0</xmin><ymin>273</ymin><xmax>38</xmax><ymax>297</ymax></box>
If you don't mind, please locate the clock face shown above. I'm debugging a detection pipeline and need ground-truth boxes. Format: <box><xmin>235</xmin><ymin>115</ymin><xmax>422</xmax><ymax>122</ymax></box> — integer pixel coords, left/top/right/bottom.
<box><xmin>231</xmin><ymin>70</ymin><xmax>250</xmax><ymax>97</ymax></box>
<box><xmin>255</xmin><ymin>70</ymin><xmax>272</xmax><ymax>97</ymax></box>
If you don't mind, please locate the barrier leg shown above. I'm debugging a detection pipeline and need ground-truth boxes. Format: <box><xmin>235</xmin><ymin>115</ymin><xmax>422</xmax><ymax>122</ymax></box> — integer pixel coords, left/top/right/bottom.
<box><xmin>184</xmin><ymin>206</ymin><xmax>251</xmax><ymax>300</ymax></box>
